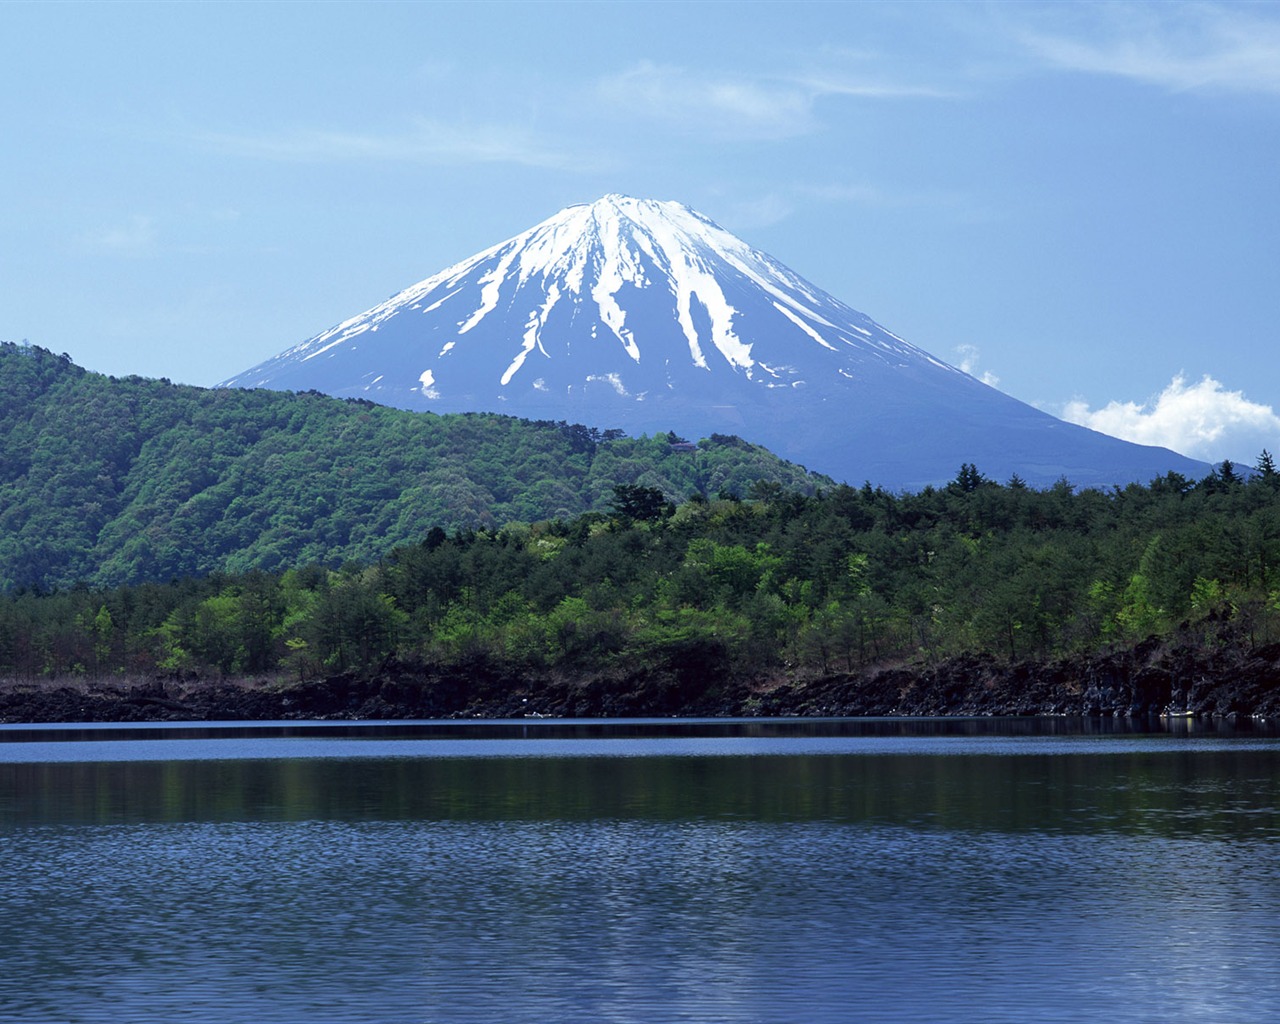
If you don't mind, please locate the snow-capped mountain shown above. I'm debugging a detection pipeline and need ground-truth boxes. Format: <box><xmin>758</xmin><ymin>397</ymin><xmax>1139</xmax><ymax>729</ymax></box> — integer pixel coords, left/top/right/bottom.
<box><xmin>221</xmin><ymin>194</ymin><xmax>1209</xmax><ymax>489</ymax></box>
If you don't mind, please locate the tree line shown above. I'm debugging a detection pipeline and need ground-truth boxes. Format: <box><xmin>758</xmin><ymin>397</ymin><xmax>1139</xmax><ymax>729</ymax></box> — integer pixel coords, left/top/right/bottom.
<box><xmin>3</xmin><ymin>459</ymin><xmax>1278</xmax><ymax>683</ymax></box>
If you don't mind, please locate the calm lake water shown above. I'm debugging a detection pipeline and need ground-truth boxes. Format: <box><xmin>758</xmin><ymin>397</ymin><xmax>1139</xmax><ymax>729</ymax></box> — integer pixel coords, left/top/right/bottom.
<box><xmin>1</xmin><ymin>718</ymin><xmax>1278</xmax><ymax>1024</ymax></box>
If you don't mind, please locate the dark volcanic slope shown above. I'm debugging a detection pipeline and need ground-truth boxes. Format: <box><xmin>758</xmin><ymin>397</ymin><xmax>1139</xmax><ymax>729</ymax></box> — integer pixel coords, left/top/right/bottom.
<box><xmin>222</xmin><ymin>194</ymin><xmax>1210</xmax><ymax>490</ymax></box>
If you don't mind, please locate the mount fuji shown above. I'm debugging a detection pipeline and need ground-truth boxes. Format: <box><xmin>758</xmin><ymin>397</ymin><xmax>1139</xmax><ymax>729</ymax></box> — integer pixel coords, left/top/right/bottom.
<box><xmin>220</xmin><ymin>194</ymin><xmax>1209</xmax><ymax>490</ymax></box>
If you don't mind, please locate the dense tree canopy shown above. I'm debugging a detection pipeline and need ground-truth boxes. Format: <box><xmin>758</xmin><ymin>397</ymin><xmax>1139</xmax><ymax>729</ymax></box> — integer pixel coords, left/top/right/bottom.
<box><xmin>2</xmin><ymin>457</ymin><xmax>1278</xmax><ymax>684</ymax></box>
<box><xmin>0</xmin><ymin>342</ymin><xmax>825</xmax><ymax>590</ymax></box>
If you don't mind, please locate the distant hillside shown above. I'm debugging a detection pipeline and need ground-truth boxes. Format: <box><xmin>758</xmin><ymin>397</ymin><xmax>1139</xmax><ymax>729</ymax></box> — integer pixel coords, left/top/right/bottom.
<box><xmin>0</xmin><ymin>343</ymin><xmax>828</xmax><ymax>590</ymax></box>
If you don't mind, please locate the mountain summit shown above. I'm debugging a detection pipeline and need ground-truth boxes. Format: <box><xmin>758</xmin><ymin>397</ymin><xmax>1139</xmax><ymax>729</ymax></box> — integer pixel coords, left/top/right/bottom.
<box><xmin>221</xmin><ymin>194</ymin><xmax>1207</xmax><ymax>489</ymax></box>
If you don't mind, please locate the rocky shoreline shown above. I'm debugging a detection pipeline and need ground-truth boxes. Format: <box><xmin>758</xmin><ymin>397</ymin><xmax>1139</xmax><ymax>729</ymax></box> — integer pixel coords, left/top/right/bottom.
<box><xmin>3</xmin><ymin>626</ymin><xmax>1280</xmax><ymax>724</ymax></box>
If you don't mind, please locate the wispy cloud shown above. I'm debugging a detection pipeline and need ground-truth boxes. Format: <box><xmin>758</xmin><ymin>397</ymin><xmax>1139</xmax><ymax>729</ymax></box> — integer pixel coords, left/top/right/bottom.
<box><xmin>598</xmin><ymin>62</ymin><xmax>817</xmax><ymax>141</ymax></box>
<box><xmin>597</xmin><ymin>57</ymin><xmax>949</xmax><ymax>142</ymax></box>
<box><xmin>1016</xmin><ymin>2</ymin><xmax>1280</xmax><ymax>95</ymax></box>
<box><xmin>795</xmin><ymin>181</ymin><xmax>997</xmax><ymax>227</ymax></box>
<box><xmin>74</xmin><ymin>208</ymin><xmax>243</xmax><ymax>260</ymax></box>
<box><xmin>788</xmin><ymin>68</ymin><xmax>955</xmax><ymax>101</ymax></box>
<box><xmin>195</xmin><ymin>117</ymin><xmax>593</xmax><ymax>170</ymax></box>
<box><xmin>722</xmin><ymin>193</ymin><xmax>795</xmax><ymax>229</ymax></box>
<box><xmin>77</xmin><ymin>215</ymin><xmax>159</xmax><ymax>258</ymax></box>
<box><xmin>807</xmin><ymin>180</ymin><xmax>986</xmax><ymax>212</ymax></box>
<box><xmin>805</xmin><ymin>182</ymin><xmax>896</xmax><ymax>206</ymax></box>
<box><xmin>1062</xmin><ymin>374</ymin><xmax>1280</xmax><ymax>464</ymax></box>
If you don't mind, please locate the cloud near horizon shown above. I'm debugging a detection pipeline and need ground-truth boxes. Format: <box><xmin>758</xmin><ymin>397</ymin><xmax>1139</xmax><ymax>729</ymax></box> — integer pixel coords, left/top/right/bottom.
<box><xmin>1062</xmin><ymin>375</ymin><xmax>1280</xmax><ymax>465</ymax></box>
<box><xmin>955</xmin><ymin>344</ymin><xmax>1000</xmax><ymax>387</ymax></box>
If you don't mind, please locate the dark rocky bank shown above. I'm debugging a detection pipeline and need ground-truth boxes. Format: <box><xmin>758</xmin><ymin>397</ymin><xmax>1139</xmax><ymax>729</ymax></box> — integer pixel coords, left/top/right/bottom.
<box><xmin>3</xmin><ymin>625</ymin><xmax>1280</xmax><ymax>724</ymax></box>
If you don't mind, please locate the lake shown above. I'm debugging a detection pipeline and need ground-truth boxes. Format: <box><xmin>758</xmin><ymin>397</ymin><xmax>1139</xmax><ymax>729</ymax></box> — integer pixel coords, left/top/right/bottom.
<box><xmin>1</xmin><ymin>718</ymin><xmax>1278</xmax><ymax>1023</ymax></box>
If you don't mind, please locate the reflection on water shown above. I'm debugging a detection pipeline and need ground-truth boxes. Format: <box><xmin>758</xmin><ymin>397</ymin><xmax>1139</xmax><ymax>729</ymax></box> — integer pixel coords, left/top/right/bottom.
<box><xmin>1</xmin><ymin>722</ymin><xmax>1279</xmax><ymax>1023</ymax></box>
<box><xmin>3</xmin><ymin>747</ymin><xmax>1280</xmax><ymax>838</ymax></box>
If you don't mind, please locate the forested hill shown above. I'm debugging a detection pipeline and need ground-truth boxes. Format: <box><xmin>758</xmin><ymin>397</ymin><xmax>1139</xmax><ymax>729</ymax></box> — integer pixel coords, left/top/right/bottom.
<box><xmin>2</xmin><ymin>457</ymin><xmax>1280</xmax><ymax>723</ymax></box>
<box><xmin>0</xmin><ymin>342</ymin><xmax>827</xmax><ymax>591</ymax></box>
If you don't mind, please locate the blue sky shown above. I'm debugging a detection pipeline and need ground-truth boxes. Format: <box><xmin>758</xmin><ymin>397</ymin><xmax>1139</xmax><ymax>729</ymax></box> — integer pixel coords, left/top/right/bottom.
<box><xmin>4</xmin><ymin>0</ymin><xmax>1279</xmax><ymax>466</ymax></box>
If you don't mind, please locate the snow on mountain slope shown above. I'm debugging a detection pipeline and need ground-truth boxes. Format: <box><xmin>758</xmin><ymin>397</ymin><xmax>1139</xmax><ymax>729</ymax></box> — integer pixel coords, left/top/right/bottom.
<box><xmin>220</xmin><ymin>194</ymin><xmax>1209</xmax><ymax>489</ymax></box>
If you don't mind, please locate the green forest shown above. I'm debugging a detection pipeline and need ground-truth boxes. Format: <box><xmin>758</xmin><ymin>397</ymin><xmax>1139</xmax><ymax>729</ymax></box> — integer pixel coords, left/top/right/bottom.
<box><xmin>0</xmin><ymin>342</ymin><xmax>824</xmax><ymax>591</ymax></box>
<box><xmin>2</xmin><ymin>452</ymin><xmax>1277</xmax><ymax>687</ymax></box>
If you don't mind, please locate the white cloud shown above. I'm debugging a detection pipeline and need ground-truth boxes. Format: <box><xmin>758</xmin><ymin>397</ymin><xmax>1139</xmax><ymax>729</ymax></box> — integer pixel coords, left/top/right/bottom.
<box><xmin>802</xmin><ymin>180</ymin><xmax>994</xmax><ymax>222</ymax></box>
<box><xmin>597</xmin><ymin>58</ymin><xmax>948</xmax><ymax>142</ymax></box>
<box><xmin>78</xmin><ymin>215</ymin><xmax>159</xmax><ymax>257</ymax></box>
<box><xmin>195</xmin><ymin>117</ymin><xmax>592</xmax><ymax>171</ymax></box>
<box><xmin>74</xmin><ymin>208</ymin><xmax>244</xmax><ymax>260</ymax></box>
<box><xmin>788</xmin><ymin>69</ymin><xmax>954</xmax><ymax>101</ymax></box>
<box><xmin>1017</xmin><ymin>3</ymin><xmax>1280</xmax><ymax>95</ymax></box>
<box><xmin>955</xmin><ymin>344</ymin><xmax>1000</xmax><ymax>387</ymax></box>
<box><xmin>1062</xmin><ymin>375</ymin><xmax>1280</xmax><ymax>464</ymax></box>
<box><xmin>598</xmin><ymin>62</ymin><xmax>816</xmax><ymax>141</ymax></box>
<box><xmin>723</xmin><ymin>194</ymin><xmax>794</xmax><ymax>229</ymax></box>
